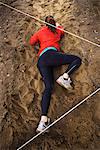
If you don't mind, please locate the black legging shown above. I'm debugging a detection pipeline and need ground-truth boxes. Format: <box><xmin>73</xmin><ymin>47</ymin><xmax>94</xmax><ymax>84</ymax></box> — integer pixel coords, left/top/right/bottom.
<box><xmin>37</xmin><ymin>50</ymin><xmax>82</xmax><ymax>115</ymax></box>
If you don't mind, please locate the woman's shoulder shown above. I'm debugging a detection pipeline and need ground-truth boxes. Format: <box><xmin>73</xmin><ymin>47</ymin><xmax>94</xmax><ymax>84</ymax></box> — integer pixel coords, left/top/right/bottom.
<box><xmin>36</xmin><ymin>26</ymin><xmax>48</xmax><ymax>36</ymax></box>
<box><xmin>39</xmin><ymin>26</ymin><xmax>47</xmax><ymax>32</ymax></box>
<box><xmin>40</xmin><ymin>26</ymin><xmax>48</xmax><ymax>31</ymax></box>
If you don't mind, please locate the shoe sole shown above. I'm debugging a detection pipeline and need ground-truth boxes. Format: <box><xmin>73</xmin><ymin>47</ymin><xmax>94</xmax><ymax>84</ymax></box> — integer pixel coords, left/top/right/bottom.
<box><xmin>56</xmin><ymin>79</ymin><xmax>73</xmax><ymax>91</ymax></box>
<box><xmin>36</xmin><ymin>128</ymin><xmax>49</xmax><ymax>133</ymax></box>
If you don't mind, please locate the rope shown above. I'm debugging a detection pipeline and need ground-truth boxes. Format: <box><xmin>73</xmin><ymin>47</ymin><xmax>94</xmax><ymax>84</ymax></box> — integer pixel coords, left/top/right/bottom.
<box><xmin>17</xmin><ymin>88</ymin><xmax>100</xmax><ymax>150</ymax></box>
<box><xmin>0</xmin><ymin>2</ymin><xmax>100</xmax><ymax>48</ymax></box>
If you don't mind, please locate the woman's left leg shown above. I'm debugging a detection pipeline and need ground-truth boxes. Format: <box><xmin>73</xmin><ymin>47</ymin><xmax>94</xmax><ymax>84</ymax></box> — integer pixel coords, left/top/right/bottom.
<box><xmin>36</xmin><ymin>65</ymin><xmax>54</xmax><ymax>132</ymax></box>
<box><xmin>37</xmin><ymin>63</ymin><xmax>54</xmax><ymax>116</ymax></box>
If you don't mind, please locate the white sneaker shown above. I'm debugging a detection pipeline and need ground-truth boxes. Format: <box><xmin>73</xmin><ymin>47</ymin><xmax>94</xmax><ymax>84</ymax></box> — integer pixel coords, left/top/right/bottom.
<box><xmin>36</xmin><ymin>118</ymin><xmax>51</xmax><ymax>133</ymax></box>
<box><xmin>56</xmin><ymin>74</ymin><xmax>73</xmax><ymax>90</ymax></box>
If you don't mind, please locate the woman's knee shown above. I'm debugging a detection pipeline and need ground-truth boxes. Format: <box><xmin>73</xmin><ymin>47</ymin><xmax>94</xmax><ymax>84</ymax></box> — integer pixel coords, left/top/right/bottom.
<box><xmin>75</xmin><ymin>56</ymin><xmax>82</xmax><ymax>66</ymax></box>
<box><xmin>78</xmin><ymin>57</ymin><xmax>82</xmax><ymax>65</ymax></box>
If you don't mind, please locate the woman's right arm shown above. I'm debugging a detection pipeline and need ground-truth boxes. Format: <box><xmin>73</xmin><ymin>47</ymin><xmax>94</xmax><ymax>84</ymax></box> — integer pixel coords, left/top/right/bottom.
<box><xmin>56</xmin><ymin>23</ymin><xmax>64</xmax><ymax>37</ymax></box>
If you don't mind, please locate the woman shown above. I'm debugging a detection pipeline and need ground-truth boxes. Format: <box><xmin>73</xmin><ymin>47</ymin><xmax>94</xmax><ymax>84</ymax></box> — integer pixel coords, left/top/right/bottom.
<box><xmin>30</xmin><ymin>16</ymin><xmax>82</xmax><ymax>132</ymax></box>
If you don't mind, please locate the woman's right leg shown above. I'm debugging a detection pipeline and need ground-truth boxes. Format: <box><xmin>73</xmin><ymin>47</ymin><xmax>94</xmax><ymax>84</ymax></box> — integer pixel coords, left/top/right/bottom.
<box><xmin>43</xmin><ymin>51</ymin><xmax>82</xmax><ymax>75</ymax></box>
<box><xmin>41</xmin><ymin>50</ymin><xmax>81</xmax><ymax>90</ymax></box>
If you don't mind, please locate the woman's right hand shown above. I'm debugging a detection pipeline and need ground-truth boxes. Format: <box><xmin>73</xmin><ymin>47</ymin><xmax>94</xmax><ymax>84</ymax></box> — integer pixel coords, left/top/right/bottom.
<box><xmin>56</xmin><ymin>23</ymin><xmax>60</xmax><ymax>27</ymax></box>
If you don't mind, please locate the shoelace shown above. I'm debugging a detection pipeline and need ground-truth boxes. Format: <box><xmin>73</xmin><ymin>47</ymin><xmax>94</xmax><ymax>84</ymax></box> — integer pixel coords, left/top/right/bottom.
<box><xmin>63</xmin><ymin>77</ymin><xmax>71</xmax><ymax>84</ymax></box>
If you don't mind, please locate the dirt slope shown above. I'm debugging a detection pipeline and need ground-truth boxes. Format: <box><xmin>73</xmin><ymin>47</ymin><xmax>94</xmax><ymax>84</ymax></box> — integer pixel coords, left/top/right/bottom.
<box><xmin>0</xmin><ymin>0</ymin><xmax>100</xmax><ymax>149</ymax></box>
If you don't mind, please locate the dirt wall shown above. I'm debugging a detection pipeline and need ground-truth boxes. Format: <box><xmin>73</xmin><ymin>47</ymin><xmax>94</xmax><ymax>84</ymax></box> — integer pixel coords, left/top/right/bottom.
<box><xmin>0</xmin><ymin>0</ymin><xmax>100</xmax><ymax>149</ymax></box>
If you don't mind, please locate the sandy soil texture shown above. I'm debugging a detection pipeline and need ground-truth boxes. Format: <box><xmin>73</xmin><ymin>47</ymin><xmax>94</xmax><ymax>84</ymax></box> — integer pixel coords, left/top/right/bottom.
<box><xmin>0</xmin><ymin>0</ymin><xmax>100</xmax><ymax>149</ymax></box>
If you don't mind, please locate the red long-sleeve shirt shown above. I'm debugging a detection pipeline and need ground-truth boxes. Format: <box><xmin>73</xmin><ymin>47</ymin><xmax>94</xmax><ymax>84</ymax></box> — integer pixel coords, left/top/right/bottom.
<box><xmin>30</xmin><ymin>26</ymin><xmax>64</xmax><ymax>56</ymax></box>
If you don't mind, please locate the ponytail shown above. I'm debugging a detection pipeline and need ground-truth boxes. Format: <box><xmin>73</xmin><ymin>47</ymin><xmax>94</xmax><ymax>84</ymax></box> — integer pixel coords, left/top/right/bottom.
<box><xmin>45</xmin><ymin>16</ymin><xmax>56</xmax><ymax>33</ymax></box>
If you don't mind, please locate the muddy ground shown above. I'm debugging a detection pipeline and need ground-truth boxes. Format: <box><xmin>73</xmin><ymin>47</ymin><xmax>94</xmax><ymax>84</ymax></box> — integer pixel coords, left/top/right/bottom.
<box><xmin>0</xmin><ymin>0</ymin><xmax>100</xmax><ymax>150</ymax></box>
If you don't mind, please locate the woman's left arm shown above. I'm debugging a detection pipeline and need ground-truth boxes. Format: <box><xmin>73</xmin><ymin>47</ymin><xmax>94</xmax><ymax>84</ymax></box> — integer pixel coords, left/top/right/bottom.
<box><xmin>30</xmin><ymin>32</ymin><xmax>39</xmax><ymax>46</ymax></box>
